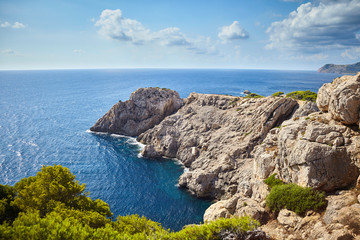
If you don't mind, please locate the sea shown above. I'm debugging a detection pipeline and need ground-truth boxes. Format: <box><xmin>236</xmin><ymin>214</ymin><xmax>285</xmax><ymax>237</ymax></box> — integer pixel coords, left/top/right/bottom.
<box><xmin>0</xmin><ymin>69</ymin><xmax>341</xmax><ymax>230</ymax></box>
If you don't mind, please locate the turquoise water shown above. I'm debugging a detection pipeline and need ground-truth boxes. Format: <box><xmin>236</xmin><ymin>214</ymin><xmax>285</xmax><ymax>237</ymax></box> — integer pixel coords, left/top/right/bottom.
<box><xmin>0</xmin><ymin>69</ymin><xmax>340</xmax><ymax>230</ymax></box>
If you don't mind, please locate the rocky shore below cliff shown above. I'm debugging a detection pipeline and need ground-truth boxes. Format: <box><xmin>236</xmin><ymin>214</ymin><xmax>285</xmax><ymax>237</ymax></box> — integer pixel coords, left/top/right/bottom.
<box><xmin>91</xmin><ymin>73</ymin><xmax>360</xmax><ymax>240</ymax></box>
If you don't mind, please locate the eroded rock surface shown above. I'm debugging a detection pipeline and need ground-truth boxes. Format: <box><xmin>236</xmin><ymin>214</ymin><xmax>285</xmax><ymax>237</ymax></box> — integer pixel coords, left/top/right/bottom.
<box><xmin>138</xmin><ymin>94</ymin><xmax>298</xmax><ymax>198</ymax></box>
<box><xmin>317</xmin><ymin>72</ymin><xmax>360</xmax><ymax>126</ymax></box>
<box><xmin>90</xmin><ymin>88</ymin><xmax>183</xmax><ymax>136</ymax></box>
<box><xmin>253</xmin><ymin>113</ymin><xmax>359</xmax><ymax>192</ymax></box>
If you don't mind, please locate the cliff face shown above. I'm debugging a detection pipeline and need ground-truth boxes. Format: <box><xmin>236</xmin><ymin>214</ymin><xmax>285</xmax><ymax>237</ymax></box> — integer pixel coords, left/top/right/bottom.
<box><xmin>91</xmin><ymin>73</ymin><xmax>360</xmax><ymax>239</ymax></box>
<box><xmin>138</xmin><ymin>94</ymin><xmax>298</xmax><ymax>199</ymax></box>
<box><xmin>90</xmin><ymin>87</ymin><xmax>183</xmax><ymax>136</ymax></box>
<box><xmin>318</xmin><ymin>62</ymin><xmax>360</xmax><ymax>74</ymax></box>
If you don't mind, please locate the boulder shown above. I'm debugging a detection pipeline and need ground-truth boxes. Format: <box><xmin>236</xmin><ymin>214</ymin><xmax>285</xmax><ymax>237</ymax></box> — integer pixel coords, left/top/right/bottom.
<box><xmin>323</xmin><ymin>191</ymin><xmax>358</xmax><ymax>224</ymax></box>
<box><xmin>317</xmin><ymin>72</ymin><xmax>360</xmax><ymax>126</ymax></box>
<box><xmin>90</xmin><ymin>87</ymin><xmax>183</xmax><ymax>136</ymax></box>
<box><xmin>253</xmin><ymin>114</ymin><xmax>359</xmax><ymax>192</ymax></box>
<box><xmin>277</xmin><ymin>209</ymin><xmax>302</xmax><ymax>228</ymax></box>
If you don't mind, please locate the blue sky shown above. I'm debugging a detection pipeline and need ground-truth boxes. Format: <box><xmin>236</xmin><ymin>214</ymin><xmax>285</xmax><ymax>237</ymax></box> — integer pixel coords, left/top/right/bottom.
<box><xmin>1</xmin><ymin>0</ymin><xmax>360</xmax><ymax>70</ymax></box>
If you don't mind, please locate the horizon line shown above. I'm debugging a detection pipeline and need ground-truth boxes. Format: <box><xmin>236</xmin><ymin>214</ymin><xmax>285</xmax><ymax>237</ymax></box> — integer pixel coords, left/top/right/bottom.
<box><xmin>0</xmin><ymin>67</ymin><xmax>318</xmax><ymax>72</ymax></box>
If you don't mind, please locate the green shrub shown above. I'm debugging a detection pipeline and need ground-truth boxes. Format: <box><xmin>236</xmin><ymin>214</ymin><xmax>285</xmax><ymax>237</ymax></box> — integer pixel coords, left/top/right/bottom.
<box><xmin>286</xmin><ymin>90</ymin><xmax>317</xmax><ymax>102</ymax></box>
<box><xmin>264</xmin><ymin>174</ymin><xmax>283</xmax><ymax>188</ymax></box>
<box><xmin>171</xmin><ymin>216</ymin><xmax>259</xmax><ymax>240</ymax></box>
<box><xmin>244</xmin><ymin>93</ymin><xmax>264</xmax><ymax>98</ymax></box>
<box><xmin>1</xmin><ymin>165</ymin><xmax>263</xmax><ymax>240</ymax></box>
<box><xmin>272</xmin><ymin>91</ymin><xmax>284</xmax><ymax>97</ymax></box>
<box><xmin>266</xmin><ymin>184</ymin><xmax>326</xmax><ymax>215</ymax></box>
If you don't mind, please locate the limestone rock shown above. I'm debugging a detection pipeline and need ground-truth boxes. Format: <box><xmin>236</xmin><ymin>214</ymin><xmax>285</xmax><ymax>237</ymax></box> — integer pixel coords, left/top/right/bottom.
<box><xmin>90</xmin><ymin>87</ymin><xmax>183</xmax><ymax>136</ymax></box>
<box><xmin>277</xmin><ymin>209</ymin><xmax>302</xmax><ymax>229</ymax></box>
<box><xmin>323</xmin><ymin>191</ymin><xmax>358</xmax><ymax>224</ymax></box>
<box><xmin>317</xmin><ymin>72</ymin><xmax>360</xmax><ymax>126</ymax></box>
<box><xmin>292</xmin><ymin>101</ymin><xmax>319</xmax><ymax>119</ymax></box>
<box><xmin>203</xmin><ymin>196</ymin><xmax>239</xmax><ymax>222</ymax></box>
<box><xmin>138</xmin><ymin>94</ymin><xmax>298</xmax><ymax>198</ymax></box>
<box><xmin>234</xmin><ymin>196</ymin><xmax>269</xmax><ymax>225</ymax></box>
<box><xmin>253</xmin><ymin>113</ymin><xmax>359</xmax><ymax>192</ymax></box>
<box><xmin>203</xmin><ymin>195</ymin><xmax>269</xmax><ymax>225</ymax></box>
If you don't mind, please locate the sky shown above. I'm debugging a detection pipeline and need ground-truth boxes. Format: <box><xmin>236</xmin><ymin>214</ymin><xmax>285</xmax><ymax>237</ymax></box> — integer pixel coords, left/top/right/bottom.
<box><xmin>0</xmin><ymin>0</ymin><xmax>360</xmax><ymax>70</ymax></box>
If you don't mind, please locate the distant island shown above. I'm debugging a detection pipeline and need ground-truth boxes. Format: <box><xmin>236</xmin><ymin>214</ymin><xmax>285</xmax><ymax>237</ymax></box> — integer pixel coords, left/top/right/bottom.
<box><xmin>318</xmin><ymin>61</ymin><xmax>360</xmax><ymax>74</ymax></box>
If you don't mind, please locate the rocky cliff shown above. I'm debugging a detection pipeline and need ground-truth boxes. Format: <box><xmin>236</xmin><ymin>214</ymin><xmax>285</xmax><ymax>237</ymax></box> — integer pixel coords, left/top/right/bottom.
<box><xmin>91</xmin><ymin>73</ymin><xmax>360</xmax><ymax>239</ymax></box>
<box><xmin>318</xmin><ymin>62</ymin><xmax>360</xmax><ymax>74</ymax></box>
<box><xmin>90</xmin><ymin>87</ymin><xmax>183</xmax><ymax>136</ymax></box>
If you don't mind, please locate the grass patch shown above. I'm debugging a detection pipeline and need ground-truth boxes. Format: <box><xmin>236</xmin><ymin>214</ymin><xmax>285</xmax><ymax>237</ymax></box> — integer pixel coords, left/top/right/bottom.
<box><xmin>272</xmin><ymin>91</ymin><xmax>284</xmax><ymax>97</ymax></box>
<box><xmin>245</xmin><ymin>93</ymin><xmax>264</xmax><ymax>98</ymax></box>
<box><xmin>286</xmin><ymin>90</ymin><xmax>317</xmax><ymax>102</ymax></box>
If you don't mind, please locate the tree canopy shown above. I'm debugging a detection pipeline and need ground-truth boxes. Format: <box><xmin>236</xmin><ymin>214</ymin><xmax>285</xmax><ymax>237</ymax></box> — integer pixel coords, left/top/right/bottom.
<box><xmin>0</xmin><ymin>164</ymin><xmax>260</xmax><ymax>239</ymax></box>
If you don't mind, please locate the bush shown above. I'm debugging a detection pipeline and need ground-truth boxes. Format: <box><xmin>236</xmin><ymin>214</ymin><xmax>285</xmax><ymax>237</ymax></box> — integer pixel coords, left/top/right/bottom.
<box><xmin>272</xmin><ymin>92</ymin><xmax>284</xmax><ymax>97</ymax></box>
<box><xmin>286</xmin><ymin>90</ymin><xmax>317</xmax><ymax>102</ymax></box>
<box><xmin>171</xmin><ymin>216</ymin><xmax>260</xmax><ymax>240</ymax></box>
<box><xmin>245</xmin><ymin>93</ymin><xmax>264</xmax><ymax>98</ymax></box>
<box><xmin>266</xmin><ymin>184</ymin><xmax>326</xmax><ymax>215</ymax></box>
<box><xmin>1</xmin><ymin>165</ymin><xmax>262</xmax><ymax>240</ymax></box>
<box><xmin>264</xmin><ymin>174</ymin><xmax>283</xmax><ymax>188</ymax></box>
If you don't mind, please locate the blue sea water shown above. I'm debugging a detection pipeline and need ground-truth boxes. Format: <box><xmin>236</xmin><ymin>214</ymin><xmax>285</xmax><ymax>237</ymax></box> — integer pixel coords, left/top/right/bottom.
<box><xmin>0</xmin><ymin>69</ymin><xmax>340</xmax><ymax>230</ymax></box>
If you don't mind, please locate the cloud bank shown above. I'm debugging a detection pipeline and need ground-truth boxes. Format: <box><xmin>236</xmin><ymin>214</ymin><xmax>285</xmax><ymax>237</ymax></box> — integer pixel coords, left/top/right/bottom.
<box><xmin>95</xmin><ymin>9</ymin><xmax>216</xmax><ymax>54</ymax></box>
<box><xmin>266</xmin><ymin>0</ymin><xmax>360</xmax><ymax>52</ymax></box>
<box><xmin>1</xmin><ymin>21</ymin><xmax>25</xmax><ymax>29</ymax></box>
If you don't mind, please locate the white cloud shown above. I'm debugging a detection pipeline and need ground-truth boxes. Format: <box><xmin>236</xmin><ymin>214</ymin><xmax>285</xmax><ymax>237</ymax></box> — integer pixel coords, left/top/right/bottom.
<box><xmin>266</xmin><ymin>0</ymin><xmax>360</xmax><ymax>52</ymax></box>
<box><xmin>95</xmin><ymin>9</ymin><xmax>151</xmax><ymax>44</ymax></box>
<box><xmin>341</xmin><ymin>47</ymin><xmax>360</xmax><ymax>60</ymax></box>
<box><xmin>2</xmin><ymin>49</ymin><xmax>15</xmax><ymax>54</ymax></box>
<box><xmin>95</xmin><ymin>9</ymin><xmax>216</xmax><ymax>55</ymax></box>
<box><xmin>0</xmin><ymin>21</ymin><xmax>25</xmax><ymax>28</ymax></box>
<box><xmin>1</xmin><ymin>21</ymin><xmax>11</xmax><ymax>28</ymax></box>
<box><xmin>218</xmin><ymin>21</ymin><xmax>249</xmax><ymax>42</ymax></box>
<box><xmin>73</xmin><ymin>49</ymin><xmax>84</xmax><ymax>54</ymax></box>
<box><xmin>156</xmin><ymin>27</ymin><xmax>191</xmax><ymax>46</ymax></box>
<box><xmin>12</xmin><ymin>22</ymin><xmax>25</xmax><ymax>29</ymax></box>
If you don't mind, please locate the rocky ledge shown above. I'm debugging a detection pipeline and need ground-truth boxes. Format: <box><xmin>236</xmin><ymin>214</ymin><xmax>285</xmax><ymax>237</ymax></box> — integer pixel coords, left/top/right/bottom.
<box><xmin>91</xmin><ymin>73</ymin><xmax>360</xmax><ymax>239</ymax></box>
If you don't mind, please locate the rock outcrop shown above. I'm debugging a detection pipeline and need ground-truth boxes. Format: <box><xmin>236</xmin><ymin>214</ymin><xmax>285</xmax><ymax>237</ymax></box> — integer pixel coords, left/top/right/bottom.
<box><xmin>252</xmin><ymin>113</ymin><xmax>359</xmax><ymax>192</ymax></box>
<box><xmin>317</xmin><ymin>72</ymin><xmax>360</xmax><ymax>127</ymax></box>
<box><xmin>137</xmin><ymin>94</ymin><xmax>298</xmax><ymax>198</ymax></box>
<box><xmin>90</xmin><ymin>87</ymin><xmax>183</xmax><ymax>136</ymax></box>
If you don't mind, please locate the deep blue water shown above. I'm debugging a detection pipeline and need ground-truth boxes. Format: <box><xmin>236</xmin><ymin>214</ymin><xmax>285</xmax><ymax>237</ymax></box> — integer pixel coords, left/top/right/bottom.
<box><xmin>0</xmin><ymin>69</ymin><xmax>340</xmax><ymax>230</ymax></box>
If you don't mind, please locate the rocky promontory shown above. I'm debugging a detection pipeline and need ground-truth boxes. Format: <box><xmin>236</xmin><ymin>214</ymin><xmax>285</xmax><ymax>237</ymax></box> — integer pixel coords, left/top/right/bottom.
<box><xmin>90</xmin><ymin>87</ymin><xmax>183</xmax><ymax>136</ymax></box>
<box><xmin>318</xmin><ymin>62</ymin><xmax>360</xmax><ymax>74</ymax></box>
<box><xmin>91</xmin><ymin>73</ymin><xmax>360</xmax><ymax>239</ymax></box>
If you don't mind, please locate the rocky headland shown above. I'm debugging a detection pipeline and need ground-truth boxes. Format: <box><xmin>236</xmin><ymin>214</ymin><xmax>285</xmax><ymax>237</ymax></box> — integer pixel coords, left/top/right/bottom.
<box><xmin>318</xmin><ymin>62</ymin><xmax>360</xmax><ymax>74</ymax></box>
<box><xmin>91</xmin><ymin>73</ymin><xmax>360</xmax><ymax>239</ymax></box>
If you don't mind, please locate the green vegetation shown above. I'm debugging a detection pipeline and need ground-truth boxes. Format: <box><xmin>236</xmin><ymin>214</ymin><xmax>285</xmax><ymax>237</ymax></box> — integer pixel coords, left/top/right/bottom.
<box><xmin>244</xmin><ymin>93</ymin><xmax>264</xmax><ymax>98</ymax></box>
<box><xmin>0</xmin><ymin>165</ymin><xmax>261</xmax><ymax>239</ymax></box>
<box><xmin>285</xmin><ymin>90</ymin><xmax>317</xmax><ymax>102</ymax></box>
<box><xmin>272</xmin><ymin>91</ymin><xmax>284</xmax><ymax>97</ymax></box>
<box><xmin>264</xmin><ymin>174</ymin><xmax>283</xmax><ymax>188</ymax></box>
<box><xmin>266</xmin><ymin>183</ymin><xmax>326</xmax><ymax>215</ymax></box>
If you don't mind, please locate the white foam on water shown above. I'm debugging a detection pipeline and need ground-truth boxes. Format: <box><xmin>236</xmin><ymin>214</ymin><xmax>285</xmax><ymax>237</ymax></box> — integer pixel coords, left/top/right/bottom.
<box><xmin>86</xmin><ymin>130</ymin><xmax>146</xmax><ymax>155</ymax></box>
